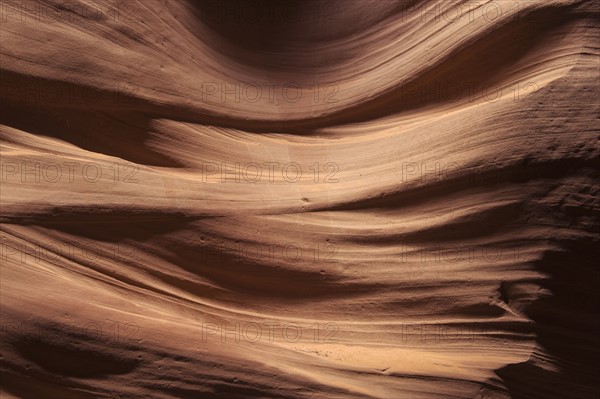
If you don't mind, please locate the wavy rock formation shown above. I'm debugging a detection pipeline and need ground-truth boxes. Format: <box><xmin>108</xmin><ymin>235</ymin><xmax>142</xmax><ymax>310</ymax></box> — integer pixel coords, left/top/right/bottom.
<box><xmin>1</xmin><ymin>0</ymin><xmax>599</xmax><ymax>398</ymax></box>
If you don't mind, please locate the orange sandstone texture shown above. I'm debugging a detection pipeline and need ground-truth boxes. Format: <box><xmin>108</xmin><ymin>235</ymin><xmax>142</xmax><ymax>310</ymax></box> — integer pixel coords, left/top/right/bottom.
<box><xmin>0</xmin><ymin>0</ymin><xmax>599</xmax><ymax>398</ymax></box>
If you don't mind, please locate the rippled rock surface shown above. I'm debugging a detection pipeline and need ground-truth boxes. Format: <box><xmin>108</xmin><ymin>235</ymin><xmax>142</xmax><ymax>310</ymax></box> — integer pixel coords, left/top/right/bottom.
<box><xmin>1</xmin><ymin>1</ymin><xmax>599</xmax><ymax>398</ymax></box>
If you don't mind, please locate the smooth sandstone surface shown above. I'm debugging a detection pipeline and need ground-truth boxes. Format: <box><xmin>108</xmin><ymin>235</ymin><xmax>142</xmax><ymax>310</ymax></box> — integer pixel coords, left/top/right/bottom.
<box><xmin>0</xmin><ymin>1</ymin><xmax>598</xmax><ymax>398</ymax></box>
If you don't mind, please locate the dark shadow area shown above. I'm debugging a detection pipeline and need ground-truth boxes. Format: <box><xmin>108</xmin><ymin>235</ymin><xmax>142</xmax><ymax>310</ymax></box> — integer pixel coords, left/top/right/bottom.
<box><xmin>1</xmin><ymin>321</ymin><xmax>142</xmax><ymax>398</ymax></box>
<box><xmin>14</xmin><ymin>339</ymin><xmax>140</xmax><ymax>378</ymax></box>
<box><xmin>496</xmin><ymin>171</ymin><xmax>600</xmax><ymax>398</ymax></box>
<box><xmin>27</xmin><ymin>213</ymin><xmax>199</xmax><ymax>243</ymax></box>
<box><xmin>158</xmin><ymin>235</ymin><xmax>375</xmax><ymax>299</ymax></box>
<box><xmin>0</xmin><ymin>70</ymin><xmax>183</xmax><ymax>167</ymax></box>
<box><xmin>186</xmin><ymin>0</ymin><xmax>401</xmax><ymax>65</ymax></box>
<box><xmin>322</xmin><ymin>157</ymin><xmax>600</xmax><ymax>213</ymax></box>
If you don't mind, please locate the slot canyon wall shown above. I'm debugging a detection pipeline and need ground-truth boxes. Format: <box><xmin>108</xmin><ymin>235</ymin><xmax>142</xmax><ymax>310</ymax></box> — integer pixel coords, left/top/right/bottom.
<box><xmin>0</xmin><ymin>0</ymin><xmax>599</xmax><ymax>398</ymax></box>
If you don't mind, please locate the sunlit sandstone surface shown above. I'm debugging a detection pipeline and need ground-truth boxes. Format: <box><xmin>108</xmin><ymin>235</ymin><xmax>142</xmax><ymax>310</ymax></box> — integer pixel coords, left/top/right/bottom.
<box><xmin>1</xmin><ymin>1</ymin><xmax>599</xmax><ymax>398</ymax></box>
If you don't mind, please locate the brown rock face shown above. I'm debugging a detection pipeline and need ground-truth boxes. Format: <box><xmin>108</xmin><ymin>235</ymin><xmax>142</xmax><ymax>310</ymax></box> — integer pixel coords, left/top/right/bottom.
<box><xmin>1</xmin><ymin>1</ymin><xmax>598</xmax><ymax>398</ymax></box>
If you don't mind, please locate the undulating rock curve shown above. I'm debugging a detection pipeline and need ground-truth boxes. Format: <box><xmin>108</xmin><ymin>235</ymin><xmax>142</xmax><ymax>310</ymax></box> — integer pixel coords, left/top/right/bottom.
<box><xmin>1</xmin><ymin>1</ymin><xmax>599</xmax><ymax>398</ymax></box>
